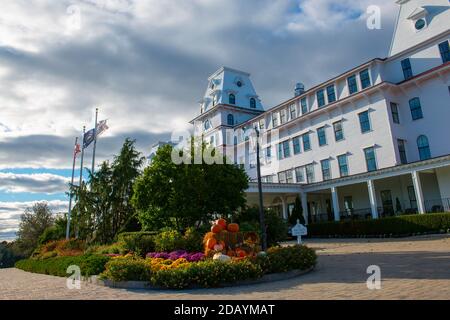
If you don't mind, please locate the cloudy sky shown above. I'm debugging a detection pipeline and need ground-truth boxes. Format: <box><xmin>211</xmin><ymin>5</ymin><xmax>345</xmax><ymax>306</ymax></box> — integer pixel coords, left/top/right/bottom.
<box><xmin>0</xmin><ymin>0</ymin><xmax>398</xmax><ymax>241</ymax></box>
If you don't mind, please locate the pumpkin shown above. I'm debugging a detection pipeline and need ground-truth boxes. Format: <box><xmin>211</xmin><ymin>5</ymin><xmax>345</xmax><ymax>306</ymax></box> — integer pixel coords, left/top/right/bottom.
<box><xmin>227</xmin><ymin>223</ymin><xmax>239</xmax><ymax>233</ymax></box>
<box><xmin>213</xmin><ymin>253</ymin><xmax>231</xmax><ymax>263</ymax></box>
<box><xmin>211</xmin><ymin>224</ymin><xmax>223</xmax><ymax>234</ymax></box>
<box><xmin>235</xmin><ymin>249</ymin><xmax>246</xmax><ymax>258</ymax></box>
<box><xmin>226</xmin><ymin>250</ymin><xmax>235</xmax><ymax>257</ymax></box>
<box><xmin>213</xmin><ymin>244</ymin><xmax>224</xmax><ymax>251</ymax></box>
<box><xmin>216</xmin><ymin>218</ymin><xmax>227</xmax><ymax>229</ymax></box>
<box><xmin>206</xmin><ymin>238</ymin><xmax>217</xmax><ymax>250</ymax></box>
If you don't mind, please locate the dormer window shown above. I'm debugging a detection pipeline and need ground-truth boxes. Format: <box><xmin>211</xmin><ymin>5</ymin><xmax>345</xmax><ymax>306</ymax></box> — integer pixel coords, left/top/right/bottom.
<box><xmin>250</xmin><ymin>98</ymin><xmax>256</xmax><ymax>109</ymax></box>
<box><xmin>236</xmin><ymin>81</ymin><xmax>243</xmax><ymax>88</ymax></box>
<box><xmin>229</xmin><ymin>94</ymin><xmax>236</xmax><ymax>105</ymax></box>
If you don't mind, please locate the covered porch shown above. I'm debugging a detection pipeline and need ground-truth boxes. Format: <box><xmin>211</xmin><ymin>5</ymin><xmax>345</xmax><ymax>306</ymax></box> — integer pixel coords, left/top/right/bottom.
<box><xmin>246</xmin><ymin>155</ymin><xmax>450</xmax><ymax>225</ymax></box>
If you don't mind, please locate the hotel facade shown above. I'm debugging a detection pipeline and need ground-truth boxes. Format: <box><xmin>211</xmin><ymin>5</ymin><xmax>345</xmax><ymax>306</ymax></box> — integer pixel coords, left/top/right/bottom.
<box><xmin>179</xmin><ymin>0</ymin><xmax>450</xmax><ymax>225</ymax></box>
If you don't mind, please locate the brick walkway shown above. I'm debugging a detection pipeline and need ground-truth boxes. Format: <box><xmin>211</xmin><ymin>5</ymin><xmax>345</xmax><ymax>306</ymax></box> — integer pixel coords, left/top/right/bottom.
<box><xmin>1</xmin><ymin>235</ymin><xmax>449</xmax><ymax>300</ymax></box>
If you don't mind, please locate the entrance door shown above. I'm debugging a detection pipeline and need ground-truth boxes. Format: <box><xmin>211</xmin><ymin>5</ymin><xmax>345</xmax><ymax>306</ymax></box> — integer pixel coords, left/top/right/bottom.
<box><xmin>380</xmin><ymin>190</ymin><xmax>394</xmax><ymax>216</ymax></box>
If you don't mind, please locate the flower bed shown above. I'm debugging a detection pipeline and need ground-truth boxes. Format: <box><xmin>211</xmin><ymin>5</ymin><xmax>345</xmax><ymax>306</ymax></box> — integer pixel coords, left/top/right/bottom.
<box><xmin>146</xmin><ymin>250</ymin><xmax>205</xmax><ymax>262</ymax></box>
<box><xmin>99</xmin><ymin>245</ymin><xmax>317</xmax><ymax>289</ymax></box>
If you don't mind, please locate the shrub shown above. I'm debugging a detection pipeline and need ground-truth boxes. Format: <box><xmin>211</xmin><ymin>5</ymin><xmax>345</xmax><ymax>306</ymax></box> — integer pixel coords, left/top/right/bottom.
<box><xmin>150</xmin><ymin>259</ymin><xmax>263</xmax><ymax>289</ymax></box>
<box><xmin>38</xmin><ymin>226</ymin><xmax>65</xmax><ymax>245</ymax></box>
<box><xmin>182</xmin><ymin>227</ymin><xmax>203</xmax><ymax>253</ymax></box>
<box><xmin>154</xmin><ymin>230</ymin><xmax>184</xmax><ymax>252</ymax></box>
<box><xmin>236</xmin><ymin>207</ymin><xmax>289</xmax><ymax>246</ymax></box>
<box><xmin>32</xmin><ymin>239</ymin><xmax>86</xmax><ymax>259</ymax></box>
<box><xmin>15</xmin><ymin>254</ymin><xmax>110</xmax><ymax>277</ymax></box>
<box><xmin>92</xmin><ymin>243</ymin><xmax>127</xmax><ymax>255</ymax></box>
<box><xmin>100</xmin><ymin>257</ymin><xmax>151</xmax><ymax>282</ymax></box>
<box><xmin>308</xmin><ymin>213</ymin><xmax>450</xmax><ymax>237</ymax></box>
<box><xmin>118</xmin><ymin>232</ymin><xmax>157</xmax><ymax>256</ymax></box>
<box><xmin>256</xmin><ymin>245</ymin><xmax>317</xmax><ymax>274</ymax></box>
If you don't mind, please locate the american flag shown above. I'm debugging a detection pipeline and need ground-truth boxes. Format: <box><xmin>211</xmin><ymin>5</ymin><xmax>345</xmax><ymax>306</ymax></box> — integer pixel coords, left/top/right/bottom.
<box><xmin>74</xmin><ymin>143</ymin><xmax>81</xmax><ymax>158</ymax></box>
<box><xmin>96</xmin><ymin>119</ymin><xmax>109</xmax><ymax>137</ymax></box>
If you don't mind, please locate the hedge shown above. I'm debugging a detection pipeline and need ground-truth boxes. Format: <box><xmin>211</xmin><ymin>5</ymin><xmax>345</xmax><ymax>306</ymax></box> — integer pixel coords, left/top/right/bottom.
<box><xmin>308</xmin><ymin>212</ymin><xmax>450</xmax><ymax>237</ymax></box>
<box><xmin>15</xmin><ymin>254</ymin><xmax>110</xmax><ymax>277</ymax></box>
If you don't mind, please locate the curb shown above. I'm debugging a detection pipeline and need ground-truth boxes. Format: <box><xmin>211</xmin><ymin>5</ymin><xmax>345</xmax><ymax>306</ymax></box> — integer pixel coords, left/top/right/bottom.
<box><xmin>87</xmin><ymin>266</ymin><xmax>315</xmax><ymax>291</ymax></box>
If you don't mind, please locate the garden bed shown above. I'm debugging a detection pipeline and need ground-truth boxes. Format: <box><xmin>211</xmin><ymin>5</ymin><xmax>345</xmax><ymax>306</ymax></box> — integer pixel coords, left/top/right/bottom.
<box><xmin>90</xmin><ymin>266</ymin><xmax>315</xmax><ymax>290</ymax></box>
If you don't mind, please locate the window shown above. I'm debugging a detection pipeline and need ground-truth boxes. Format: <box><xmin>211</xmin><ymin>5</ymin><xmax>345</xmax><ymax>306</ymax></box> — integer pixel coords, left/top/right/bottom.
<box><xmin>364</xmin><ymin>147</ymin><xmax>377</xmax><ymax>172</ymax></box>
<box><xmin>227</xmin><ymin>114</ymin><xmax>234</xmax><ymax>126</ymax></box>
<box><xmin>289</xmin><ymin>104</ymin><xmax>297</xmax><ymax>120</ymax></box>
<box><xmin>295</xmin><ymin>167</ymin><xmax>305</xmax><ymax>183</ymax></box>
<box><xmin>439</xmin><ymin>41</ymin><xmax>449</xmax><ymax>63</ymax></box>
<box><xmin>210</xmin><ymin>135</ymin><xmax>215</xmax><ymax>146</ymax></box>
<box><xmin>280</xmin><ymin>109</ymin><xmax>287</xmax><ymax>124</ymax></box>
<box><xmin>317</xmin><ymin>89</ymin><xmax>325</xmax><ymax>108</ymax></box>
<box><xmin>229</xmin><ymin>94</ymin><xmax>236</xmax><ymax>105</ymax></box>
<box><xmin>272</xmin><ymin>113</ymin><xmax>279</xmax><ymax>127</ymax></box>
<box><xmin>278</xmin><ymin>140</ymin><xmax>291</xmax><ymax>159</ymax></box>
<box><xmin>401</xmin><ymin>58</ymin><xmax>413</xmax><ymax>80</ymax></box>
<box><xmin>265</xmin><ymin>146</ymin><xmax>272</xmax><ymax>161</ymax></box>
<box><xmin>360</xmin><ymin>69</ymin><xmax>371</xmax><ymax>89</ymax></box>
<box><xmin>359</xmin><ymin>111</ymin><xmax>371</xmax><ymax>133</ymax></box>
<box><xmin>293</xmin><ymin>137</ymin><xmax>301</xmax><ymax>155</ymax></box>
<box><xmin>250</xmin><ymin>98</ymin><xmax>256</xmax><ymax>109</ymax></box>
<box><xmin>326</xmin><ymin>85</ymin><xmax>336</xmax><ymax>103</ymax></box>
<box><xmin>212</xmin><ymin>94</ymin><xmax>218</xmax><ymax>106</ymax></box>
<box><xmin>300</xmin><ymin>97</ymin><xmax>308</xmax><ymax>114</ymax></box>
<box><xmin>333</xmin><ymin>121</ymin><xmax>344</xmax><ymax>141</ymax></box>
<box><xmin>317</xmin><ymin>127</ymin><xmax>327</xmax><ymax>146</ymax></box>
<box><xmin>302</xmin><ymin>133</ymin><xmax>311</xmax><ymax>151</ymax></box>
<box><xmin>391</xmin><ymin>102</ymin><xmax>400</xmax><ymax>124</ymax></box>
<box><xmin>398</xmin><ymin>139</ymin><xmax>407</xmax><ymax>164</ymax></box>
<box><xmin>259</xmin><ymin>119</ymin><xmax>265</xmax><ymax>130</ymax></box>
<box><xmin>409</xmin><ymin>97</ymin><xmax>423</xmax><ymax>120</ymax></box>
<box><xmin>415</xmin><ymin>18</ymin><xmax>426</xmax><ymax>30</ymax></box>
<box><xmin>204</xmin><ymin>120</ymin><xmax>211</xmax><ymax>131</ymax></box>
<box><xmin>305</xmin><ymin>164</ymin><xmax>315</xmax><ymax>183</ymax></box>
<box><xmin>282</xmin><ymin>140</ymin><xmax>290</xmax><ymax>158</ymax></box>
<box><xmin>417</xmin><ymin>135</ymin><xmax>431</xmax><ymax>160</ymax></box>
<box><xmin>278</xmin><ymin>171</ymin><xmax>287</xmax><ymax>184</ymax></box>
<box><xmin>337</xmin><ymin>154</ymin><xmax>349</xmax><ymax>177</ymax></box>
<box><xmin>321</xmin><ymin>159</ymin><xmax>331</xmax><ymax>181</ymax></box>
<box><xmin>347</xmin><ymin>75</ymin><xmax>358</xmax><ymax>94</ymax></box>
<box><xmin>286</xmin><ymin>170</ymin><xmax>294</xmax><ymax>183</ymax></box>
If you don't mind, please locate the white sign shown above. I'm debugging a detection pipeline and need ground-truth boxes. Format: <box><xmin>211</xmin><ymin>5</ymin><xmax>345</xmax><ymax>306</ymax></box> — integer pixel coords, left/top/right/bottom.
<box><xmin>292</xmin><ymin>220</ymin><xmax>307</xmax><ymax>244</ymax></box>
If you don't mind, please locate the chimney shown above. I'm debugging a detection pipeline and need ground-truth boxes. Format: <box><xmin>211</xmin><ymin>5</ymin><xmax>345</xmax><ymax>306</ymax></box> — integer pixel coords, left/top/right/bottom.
<box><xmin>295</xmin><ymin>83</ymin><xmax>305</xmax><ymax>96</ymax></box>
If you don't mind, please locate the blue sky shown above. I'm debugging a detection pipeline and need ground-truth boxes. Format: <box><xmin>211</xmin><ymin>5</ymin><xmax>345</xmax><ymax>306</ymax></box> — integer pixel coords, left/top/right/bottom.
<box><xmin>0</xmin><ymin>0</ymin><xmax>398</xmax><ymax>241</ymax></box>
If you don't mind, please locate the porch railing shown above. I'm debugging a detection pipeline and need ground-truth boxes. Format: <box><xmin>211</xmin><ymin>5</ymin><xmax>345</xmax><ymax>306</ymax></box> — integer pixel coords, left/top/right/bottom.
<box><xmin>339</xmin><ymin>208</ymin><xmax>373</xmax><ymax>221</ymax></box>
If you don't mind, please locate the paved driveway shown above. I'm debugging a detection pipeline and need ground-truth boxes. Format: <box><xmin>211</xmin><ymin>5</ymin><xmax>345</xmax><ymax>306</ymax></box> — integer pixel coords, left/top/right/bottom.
<box><xmin>1</xmin><ymin>235</ymin><xmax>449</xmax><ymax>300</ymax></box>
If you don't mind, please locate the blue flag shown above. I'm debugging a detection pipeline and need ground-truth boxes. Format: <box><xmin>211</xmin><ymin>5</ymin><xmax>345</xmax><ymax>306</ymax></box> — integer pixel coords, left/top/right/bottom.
<box><xmin>83</xmin><ymin>128</ymin><xmax>95</xmax><ymax>149</ymax></box>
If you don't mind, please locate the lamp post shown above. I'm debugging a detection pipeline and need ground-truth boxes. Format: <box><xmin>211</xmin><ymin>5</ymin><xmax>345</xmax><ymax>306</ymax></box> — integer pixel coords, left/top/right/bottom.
<box><xmin>254</xmin><ymin>126</ymin><xmax>267</xmax><ymax>251</ymax></box>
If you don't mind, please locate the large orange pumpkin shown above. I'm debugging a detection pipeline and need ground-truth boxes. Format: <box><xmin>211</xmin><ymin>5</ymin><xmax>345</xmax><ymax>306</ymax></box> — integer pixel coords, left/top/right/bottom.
<box><xmin>216</xmin><ymin>218</ymin><xmax>227</xmax><ymax>229</ymax></box>
<box><xmin>227</xmin><ymin>223</ymin><xmax>239</xmax><ymax>233</ymax></box>
<box><xmin>211</xmin><ymin>224</ymin><xmax>223</xmax><ymax>234</ymax></box>
<box><xmin>206</xmin><ymin>238</ymin><xmax>217</xmax><ymax>250</ymax></box>
<box><xmin>235</xmin><ymin>249</ymin><xmax>246</xmax><ymax>258</ymax></box>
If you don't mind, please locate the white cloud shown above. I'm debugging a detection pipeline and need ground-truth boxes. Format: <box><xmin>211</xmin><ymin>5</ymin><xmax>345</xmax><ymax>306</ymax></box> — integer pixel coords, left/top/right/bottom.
<box><xmin>0</xmin><ymin>200</ymin><xmax>68</xmax><ymax>241</ymax></box>
<box><xmin>0</xmin><ymin>172</ymin><xmax>70</xmax><ymax>194</ymax></box>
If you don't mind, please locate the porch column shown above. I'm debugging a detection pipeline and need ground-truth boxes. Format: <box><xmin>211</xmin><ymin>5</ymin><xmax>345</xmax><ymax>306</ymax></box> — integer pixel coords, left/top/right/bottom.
<box><xmin>412</xmin><ymin>171</ymin><xmax>425</xmax><ymax>214</ymax></box>
<box><xmin>301</xmin><ymin>192</ymin><xmax>308</xmax><ymax>225</ymax></box>
<box><xmin>331</xmin><ymin>187</ymin><xmax>340</xmax><ymax>222</ymax></box>
<box><xmin>281</xmin><ymin>196</ymin><xmax>288</xmax><ymax>220</ymax></box>
<box><xmin>367</xmin><ymin>180</ymin><xmax>379</xmax><ymax>219</ymax></box>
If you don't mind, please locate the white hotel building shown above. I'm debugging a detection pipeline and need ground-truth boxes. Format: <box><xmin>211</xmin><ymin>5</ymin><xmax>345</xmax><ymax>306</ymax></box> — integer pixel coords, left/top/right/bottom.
<box><xmin>184</xmin><ymin>0</ymin><xmax>450</xmax><ymax>225</ymax></box>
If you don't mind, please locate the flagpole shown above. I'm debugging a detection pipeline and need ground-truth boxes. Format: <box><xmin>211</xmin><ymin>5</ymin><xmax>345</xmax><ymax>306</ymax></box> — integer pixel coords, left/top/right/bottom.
<box><xmin>91</xmin><ymin>108</ymin><xmax>99</xmax><ymax>174</ymax></box>
<box><xmin>66</xmin><ymin>137</ymin><xmax>78</xmax><ymax>240</ymax></box>
<box><xmin>75</xmin><ymin>126</ymin><xmax>86</xmax><ymax>239</ymax></box>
